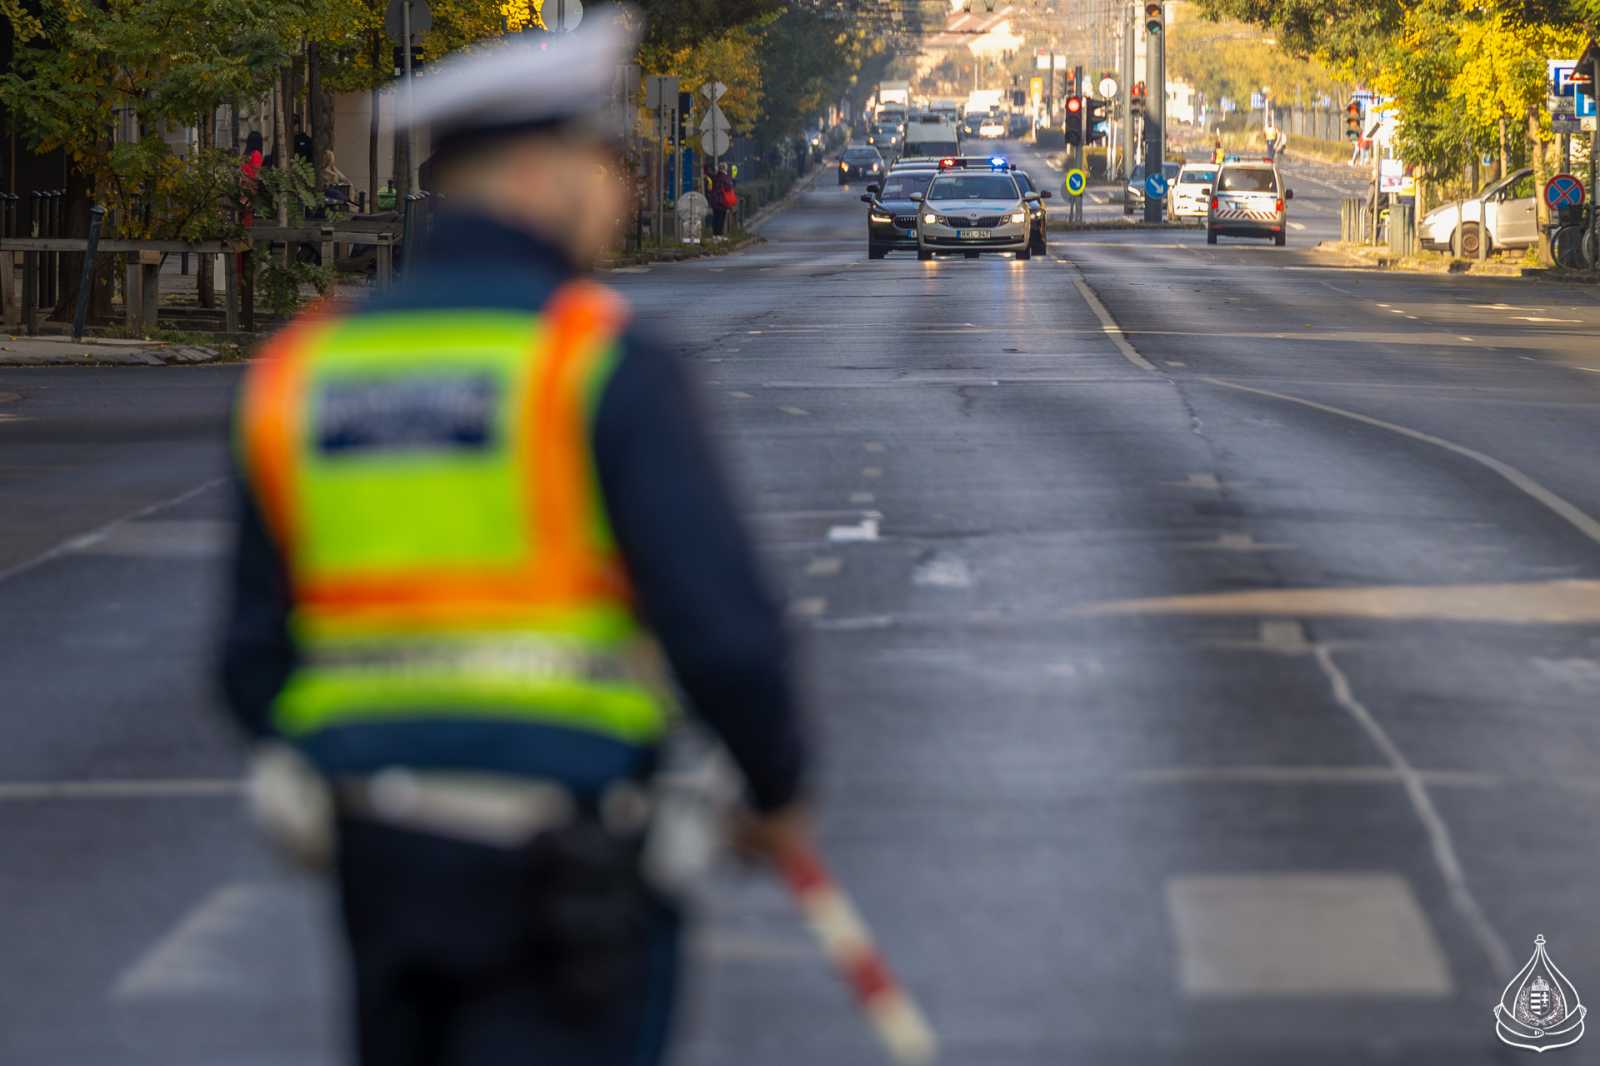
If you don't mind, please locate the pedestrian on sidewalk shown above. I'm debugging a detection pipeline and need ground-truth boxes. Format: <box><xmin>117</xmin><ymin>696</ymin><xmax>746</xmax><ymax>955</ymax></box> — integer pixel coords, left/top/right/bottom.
<box><xmin>220</xmin><ymin>15</ymin><xmax>811</xmax><ymax>1066</ymax></box>
<box><xmin>711</xmin><ymin>163</ymin><xmax>736</xmax><ymax>238</ymax></box>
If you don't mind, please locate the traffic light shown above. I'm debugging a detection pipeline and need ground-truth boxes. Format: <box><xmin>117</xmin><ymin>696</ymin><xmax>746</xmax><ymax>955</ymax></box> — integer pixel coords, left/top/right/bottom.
<box><xmin>1130</xmin><ymin>82</ymin><xmax>1146</xmax><ymax>121</ymax></box>
<box><xmin>1144</xmin><ymin>2</ymin><xmax>1163</xmax><ymax>33</ymax></box>
<box><xmin>1011</xmin><ymin>89</ymin><xmax>1027</xmax><ymax>108</ymax></box>
<box><xmin>1086</xmin><ymin>97</ymin><xmax>1109</xmax><ymax>143</ymax></box>
<box><xmin>677</xmin><ymin>90</ymin><xmax>693</xmax><ymax>143</ymax></box>
<box><xmin>1345</xmin><ymin>99</ymin><xmax>1362</xmax><ymax>141</ymax></box>
<box><xmin>1065</xmin><ymin>95</ymin><xmax>1083</xmax><ymax>117</ymax></box>
<box><xmin>1064</xmin><ymin>70</ymin><xmax>1078</xmax><ymax>99</ymax></box>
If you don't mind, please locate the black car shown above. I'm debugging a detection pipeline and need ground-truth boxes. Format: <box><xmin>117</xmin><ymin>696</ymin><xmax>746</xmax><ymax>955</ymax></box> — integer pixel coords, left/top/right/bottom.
<box><xmin>861</xmin><ymin>168</ymin><xmax>937</xmax><ymax>259</ymax></box>
<box><xmin>1009</xmin><ymin>168</ymin><xmax>1053</xmax><ymax>254</ymax></box>
<box><xmin>1125</xmin><ymin>160</ymin><xmax>1183</xmax><ymax>215</ymax></box>
<box><xmin>839</xmin><ymin>146</ymin><xmax>885</xmax><ymax>185</ymax></box>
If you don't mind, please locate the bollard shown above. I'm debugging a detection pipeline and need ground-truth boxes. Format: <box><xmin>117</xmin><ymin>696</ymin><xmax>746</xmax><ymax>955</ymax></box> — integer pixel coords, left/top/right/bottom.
<box><xmin>71</xmin><ymin>205</ymin><xmax>104</xmax><ymax>340</ymax></box>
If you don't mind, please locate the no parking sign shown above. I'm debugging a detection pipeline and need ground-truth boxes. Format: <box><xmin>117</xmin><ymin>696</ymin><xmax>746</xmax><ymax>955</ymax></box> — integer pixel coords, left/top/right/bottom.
<box><xmin>1545</xmin><ymin>173</ymin><xmax>1586</xmax><ymax>209</ymax></box>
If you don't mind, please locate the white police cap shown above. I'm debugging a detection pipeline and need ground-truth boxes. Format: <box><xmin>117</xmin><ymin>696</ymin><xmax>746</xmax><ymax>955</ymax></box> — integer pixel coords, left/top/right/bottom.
<box><xmin>397</xmin><ymin>7</ymin><xmax>638</xmax><ymax>150</ymax></box>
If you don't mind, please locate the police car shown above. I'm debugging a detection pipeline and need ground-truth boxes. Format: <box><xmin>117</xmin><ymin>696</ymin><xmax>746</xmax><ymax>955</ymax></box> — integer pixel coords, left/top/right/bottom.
<box><xmin>1206</xmin><ymin>160</ymin><xmax>1293</xmax><ymax>246</ymax></box>
<box><xmin>912</xmin><ymin>160</ymin><xmax>1036</xmax><ymax>260</ymax></box>
<box><xmin>1168</xmin><ymin>163</ymin><xmax>1216</xmax><ymax>222</ymax></box>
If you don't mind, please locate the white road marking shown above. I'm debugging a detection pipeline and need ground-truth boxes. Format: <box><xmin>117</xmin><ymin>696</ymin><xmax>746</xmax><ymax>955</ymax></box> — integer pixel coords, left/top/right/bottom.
<box><xmin>1458</xmin><ymin>336</ymin><xmax>1474</xmax><ymax>342</ymax></box>
<box><xmin>1512</xmin><ymin>316</ymin><xmax>1581</xmax><ymax>324</ymax></box>
<box><xmin>1165</xmin><ymin>360</ymin><xmax>1186</xmax><ymax>367</ymax></box>
<box><xmin>849</xmin><ymin>491</ymin><xmax>875</xmax><ymax>504</ymax></box>
<box><xmin>1183</xmin><ymin>532</ymin><xmax>1289</xmax><ymax>552</ymax></box>
<box><xmin>67</xmin><ymin>519</ymin><xmax>230</xmax><ymax>559</ymax></box>
<box><xmin>727</xmin><ymin>391</ymin><xmax>753</xmax><ymax>399</ymax></box>
<box><xmin>911</xmin><ymin>552</ymin><xmax>972</xmax><ymax>589</ymax></box>
<box><xmin>1167</xmin><ymin>873</ymin><xmax>1454</xmax><ymax>997</ymax></box>
<box><xmin>1076</xmin><ymin>579</ymin><xmax>1600</xmax><ymax>624</ymax></box>
<box><xmin>0</xmin><ymin>778</ymin><xmax>240</xmax><ymax>801</ymax></box>
<box><xmin>1578</xmin><ymin>367</ymin><xmax>1600</xmax><ymax>375</ymax></box>
<box><xmin>1066</xmin><ymin>268</ymin><xmax>1158</xmax><ymax>372</ymax></box>
<box><xmin>805</xmin><ymin>556</ymin><xmax>843</xmax><ymax>578</ymax></box>
<box><xmin>113</xmin><ymin>883</ymin><xmax>275</xmax><ymax>1000</ymax></box>
<box><xmin>1259</xmin><ymin>619</ymin><xmax>1310</xmax><ymax>651</ymax></box>
<box><xmin>0</xmin><ymin>477</ymin><xmax>226</xmax><ymax>587</ymax></box>
<box><xmin>826</xmin><ymin>515</ymin><xmax>880</xmax><ymax>543</ymax></box>
<box><xmin>1312</xmin><ymin>646</ymin><xmax>1511</xmax><ymax>976</ymax></box>
<box><xmin>861</xmin><ymin>466</ymin><xmax>883</xmax><ymax>479</ymax></box>
<box><xmin>1287</xmin><ymin>221</ymin><xmax>1307</xmax><ymax>231</ymax></box>
<box><xmin>779</xmin><ymin>405</ymin><xmax>810</xmax><ymax>417</ymax></box>
<box><xmin>1202</xmin><ymin>378</ymin><xmax>1600</xmax><ymax>548</ymax></box>
<box><xmin>1171</xmin><ymin>473</ymin><xmax>1220</xmax><ymax>491</ymax></box>
<box><xmin>1132</xmin><ymin>765</ymin><xmax>1499</xmax><ymax>788</ymax></box>
<box><xmin>863</xmin><ymin>441</ymin><xmax>886</xmax><ymax>453</ymax></box>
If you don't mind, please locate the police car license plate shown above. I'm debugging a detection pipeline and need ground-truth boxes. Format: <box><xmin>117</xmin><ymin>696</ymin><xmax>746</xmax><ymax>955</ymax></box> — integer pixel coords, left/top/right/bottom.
<box><xmin>958</xmin><ymin>229</ymin><xmax>990</xmax><ymax>240</ymax></box>
<box><xmin>903</xmin><ymin>228</ymin><xmax>917</xmax><ymax>238</ymax></box>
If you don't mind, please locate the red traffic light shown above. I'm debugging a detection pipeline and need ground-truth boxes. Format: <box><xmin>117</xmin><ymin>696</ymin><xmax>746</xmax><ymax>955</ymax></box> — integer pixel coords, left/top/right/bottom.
<box><xmin>1066</xmin><ymin>96</ymin><xmax>1083</xmax><ymax>114</ymax></box>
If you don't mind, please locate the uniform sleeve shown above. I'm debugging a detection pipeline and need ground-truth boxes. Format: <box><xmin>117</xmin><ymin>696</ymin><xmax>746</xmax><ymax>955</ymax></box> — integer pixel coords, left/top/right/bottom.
<box><xmin>217</xmin><ymin>467</ymin><xmax>297</xmax><ymax>739</ymax></box>
<box><xmin>592</xmin><ymin>333</ymin><xmax>809</xmax><ymax>812</ymax></box>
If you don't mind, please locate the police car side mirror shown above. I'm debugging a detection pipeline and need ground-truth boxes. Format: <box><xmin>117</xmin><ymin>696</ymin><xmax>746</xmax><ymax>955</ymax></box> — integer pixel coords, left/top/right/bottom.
<box><xmin>1040</xmin><ymin>190</ymin><xmax>1053</xmax><ymax>199</ymax></box>
<box><xmin>1285</xmin><ymin>189</ymin><xmax>1295</xmax><ymax>200</ymax></box>
<box><xmin>860</xmin><ymin>194</ymin><xmax>874</xmax><ymax>204</ymax></box>
<box><xmin>910</xmin><ymin>192</ymin><xmax>924</xmax><ymax>202</ymax></box>
<box><xmin>1023</xmin><ymin>192</ymin><xmax>1040</xmax><ymax>202</ymax></box>
<box><xmin>866</xmin><ymin>184</ymin><xmax>880</xmax><ymax>196</ymax></box>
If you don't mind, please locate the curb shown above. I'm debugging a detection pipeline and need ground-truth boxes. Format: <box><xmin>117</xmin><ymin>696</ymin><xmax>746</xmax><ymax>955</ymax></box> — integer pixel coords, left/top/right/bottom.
<box><xmin>0</xmin><ymin>336</ymin><xmax>224</xmax><ymax>367</ymax></box>
<box><xmin>600</xmin><ymin>231</ymin><xmax>763</xmax><ymax>269</ymax></box>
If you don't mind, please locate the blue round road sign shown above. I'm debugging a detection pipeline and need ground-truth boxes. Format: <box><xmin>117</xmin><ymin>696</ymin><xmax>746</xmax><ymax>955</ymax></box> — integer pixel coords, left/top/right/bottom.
<box><xmin>1545</xmin><ymin>174</ymin><xmax>1585</xmax><ymax>209</ymax></box>
<box><xmin>1065</xmin><ymin>168</ymin><xmax>1087</xmax><ymax>196</ymax></box>
<box><xmin>1146</xmin><ymin>171</ymin><xmax>1169</xmax><ymax>199</ymax></box>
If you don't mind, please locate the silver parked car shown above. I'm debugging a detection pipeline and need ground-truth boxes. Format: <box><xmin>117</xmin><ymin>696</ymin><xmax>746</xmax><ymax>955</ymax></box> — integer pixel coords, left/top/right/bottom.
<box><xmin>1418</xmin><ymin>168</ymin><xmax>1537</xmax><ymax>257</ymax></box>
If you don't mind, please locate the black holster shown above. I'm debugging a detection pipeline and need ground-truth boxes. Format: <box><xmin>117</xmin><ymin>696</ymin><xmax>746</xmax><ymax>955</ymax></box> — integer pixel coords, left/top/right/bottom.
<box><xmin>521</xmin><ymin>820</ymin><xmax>657</xmax><ymax>1021</ymax></box>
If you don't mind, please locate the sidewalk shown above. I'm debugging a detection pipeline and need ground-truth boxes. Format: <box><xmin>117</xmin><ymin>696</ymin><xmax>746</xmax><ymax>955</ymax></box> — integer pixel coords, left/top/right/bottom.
<box><xmin>0</xmin><ymin>334</ymin><xmax>224</xmax><ymax>366</ymax></box>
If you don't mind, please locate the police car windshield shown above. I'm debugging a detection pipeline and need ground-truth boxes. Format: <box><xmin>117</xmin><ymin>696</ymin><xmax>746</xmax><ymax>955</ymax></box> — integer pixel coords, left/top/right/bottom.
<box><xmin>927</xmin><ymin>174</ymin><xmax>1018</xmax><ymax>201</ymax></box>
<box><xmin>1218</xmin><ymin>168</ymin><xmax>1277</xmax><ymax>193</ymax></box>
<box><xmin>880</xmin><ymin>172</ymin><xmax>935</xmax><ymax>199</ymax></box>
<box><xmin>1179</xmin><ymin>169</ymin><xmax>1216</xmax><ymax>184</ymax></box>
<box><xmin>1011</xmin><ymin>171</ymin><xmax>1034</xmax><ymax>192</ymax></box>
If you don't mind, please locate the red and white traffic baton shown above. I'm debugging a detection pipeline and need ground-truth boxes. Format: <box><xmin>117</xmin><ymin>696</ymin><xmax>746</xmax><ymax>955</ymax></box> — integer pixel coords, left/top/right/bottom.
<box><xmin>775</xmin><ymin>844</ymin><xmax>939</xmax><ymax>1064</ymax></box>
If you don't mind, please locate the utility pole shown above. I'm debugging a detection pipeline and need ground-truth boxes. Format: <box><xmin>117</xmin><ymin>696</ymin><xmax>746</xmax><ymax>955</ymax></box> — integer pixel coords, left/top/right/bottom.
<box><xmin>1142</xmin><ymin>1</ymin><xmax>1165</xmax><ymax>222</ymax></box>
<box><xmin>401</xmin><ymin>0</ymin><xmax>418</xmax><ymax>191</ymax></box>
<box><xmin>1076</xmin><ymin>63</ymin><xmax>1088</xmax><ymax>223</ymax></box>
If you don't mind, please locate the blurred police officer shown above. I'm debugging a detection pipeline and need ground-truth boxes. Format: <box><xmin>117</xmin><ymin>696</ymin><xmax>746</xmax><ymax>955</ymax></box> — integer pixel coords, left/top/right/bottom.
<box><xmin>218</xmin><ymin>12</ymin><xmax>809</xmax><ymax>1066</ymax></box>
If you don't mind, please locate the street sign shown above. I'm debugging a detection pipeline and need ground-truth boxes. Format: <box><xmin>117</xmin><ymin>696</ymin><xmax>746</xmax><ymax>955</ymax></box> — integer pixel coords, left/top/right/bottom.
<box><xmin>543</xmin><ymin>0</ymin><xmax>583</xmax><ymax>31</ymax></box>
<box><xmin>701</xmin><ymin>127</ymin><xmax>730</xmax><ymax>156</ymax></box>
<box><xmin>1145</xmin><ymin>171</ymin><xmax>1168</xmax><ymax>199</ymax></box>
<box><xmin>384</xmin><ymin>0</ymin><xmax>431</xmax><ymax>42</ymax></box>
<box><xmin>1064</xmin><ymin>168</ymin><xmax>1087</xmax><ymax>197</ymax></box>
<box><xmin>699</xmin><ymin>103</ymin><xmax>730</xmax><ymax>135</ymax></box>
<box><xmin>645</xmin><ymin>75</ymin><xmax>678</xmax><ymax>110</ymax></box>
<box><xmin>1545</xmin><ymin>173</ymin><xmax>1586</xmax><ymax>209</ymax></box>
<box><xmin>1098</xmin><ymin>76</ymin><xmax>1118</xmax><ymax>99</ymax></box>
<box><xmin>1379</xmin><ymin>157</ymin><xmax>1406</xmax><ymax>193</ymax></box>
<box><xmin>1549</xmin><ymin>59</ymin><xmax>1596</xmax><ymax>119</ymax></box>
<box><xmin>702</xmin><ymin>81</ymin><xmax>727</xmax><ymax>101</ymax></box>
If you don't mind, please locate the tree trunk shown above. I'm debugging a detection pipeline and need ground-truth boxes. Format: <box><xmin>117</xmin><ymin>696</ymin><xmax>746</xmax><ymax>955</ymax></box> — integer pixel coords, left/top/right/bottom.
<box><xmin>198</xmin><ymin>107</ymin><xmax>216</xmax><ymax>308</ymax></box>
<box><xmin>1498</xmin><ymin>114</ymin><xmax>1508</xmax><ymax>181</ymax></box>
<box><xmin>368</xmin><ymin>31</ymin><xmax>382</xmax><ymax>211</ymax></box>
<box><xmin>308</xmin><ymin>41</ymin><xmax>327</xmax><ymax>196</ymax></box>
<box><xmin>1530</xmin><ymin>108</ymin><xmax>1553</xmax><ymax>266</ymax></box>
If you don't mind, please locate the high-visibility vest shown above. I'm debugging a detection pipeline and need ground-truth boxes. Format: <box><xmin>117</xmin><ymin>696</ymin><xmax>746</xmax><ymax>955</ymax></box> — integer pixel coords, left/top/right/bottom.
<box><xmin>236</xmin><ymin>281</ymin><xmax>671</xmax><ymax>750</ymax></box>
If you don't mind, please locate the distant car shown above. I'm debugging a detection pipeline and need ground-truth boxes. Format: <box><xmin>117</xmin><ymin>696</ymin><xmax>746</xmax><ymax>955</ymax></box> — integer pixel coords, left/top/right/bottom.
<box><xmin>862</xmin><ymin>168</ymin><xmax>938</xmax><ymax>259</ymax></box>
<box><xmin>1008</xmin><ymin>167</ymin><xmax>1054</xmax><ymax>255</ymax></box>
<box><xmin>1206</xmin><ymin>161</ymin><xmax>1292</xmax><ymax>246</ymax></box>
<box><xmin>839</xmin><ymin>146</ymin><xmax>885</xmax><ymax>185</ymax></box>
<box><xmin>977</xmin><ymin>115</ymin><xmax>1007</xmax><ymax>138</ymax></box>
<box><xmin>1169</xmin><ymin>163</ymin><xmax>1217</xmax><ymax>222</ymax></box>
<box><xmin>914</xmin><ymin>169</ymin><xmax>1037</xmax><ymax>261</ymax></box>
<box><xmin>866</xmin><ymin>124</ymin><xmax>901</xmax><ymax>150</ymax></box>
<box><xmin>1418</xmin><ymin>168</ymin><xmax>1537</xmax><ymax>257</ymax></box>
<box><xmin>1125</xmin><ymin>161</ymin><xmax>1183</xmax><ymax>215</ymax></box>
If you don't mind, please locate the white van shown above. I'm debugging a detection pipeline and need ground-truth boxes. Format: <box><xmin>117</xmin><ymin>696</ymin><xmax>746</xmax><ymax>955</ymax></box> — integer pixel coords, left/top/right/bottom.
<box><xmin>902</xmin><ymin>120</ymin><xmax>960</xmax><ymax>161</ymax></box>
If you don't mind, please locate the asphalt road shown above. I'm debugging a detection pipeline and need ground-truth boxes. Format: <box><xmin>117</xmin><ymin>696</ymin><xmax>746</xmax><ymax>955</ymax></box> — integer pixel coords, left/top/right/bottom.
<box><xmin>2</xmin><ymin>140</ymin><xmax>1599</xmax><ymax>1066</ymax></box>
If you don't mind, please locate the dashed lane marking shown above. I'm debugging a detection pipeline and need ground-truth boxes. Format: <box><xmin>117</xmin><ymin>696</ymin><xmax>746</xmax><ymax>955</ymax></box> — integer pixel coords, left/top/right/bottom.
<box><xmin>1202</xmin><ymin>378</ymin><xmax>1600</xmax><ymax>548</ymax></box>
<box><xmin>805</xmin><ymin>557</ymin><xmax>843</xmax><ymax>578</ymax></box>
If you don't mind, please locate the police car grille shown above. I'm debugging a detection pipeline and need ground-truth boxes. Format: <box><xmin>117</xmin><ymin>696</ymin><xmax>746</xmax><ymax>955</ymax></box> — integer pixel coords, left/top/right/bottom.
<box><xmin>893</xmin><ymin>215</ymin><xmax>918</xmax><ymax>228</ymax></box>
<box><xmin>969</xmin><ymin>215</ymin><xmax>1005</xmax><ymax>227</ymax></box>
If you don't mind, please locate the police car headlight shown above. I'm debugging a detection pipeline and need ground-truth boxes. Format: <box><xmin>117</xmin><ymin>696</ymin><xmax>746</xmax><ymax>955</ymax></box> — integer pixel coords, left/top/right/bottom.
<box><xmin>869</xmin><ymin>211</ymin><xmax>893</xmax><ymax>224</ymax></box>
<box><xmin>1008</xmin><ymin>210</ymin><xmax>1026</xmax><ymax>224</ymax></box>
<box><xmin>923</xmin><ymin>212</ymin><xmax>938</xmax><ymax>225</ymax></box>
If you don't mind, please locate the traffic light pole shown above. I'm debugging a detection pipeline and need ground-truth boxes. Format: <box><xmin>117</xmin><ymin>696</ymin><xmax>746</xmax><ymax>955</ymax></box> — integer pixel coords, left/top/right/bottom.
<box><xmin>1121</xmin><ymin>5</ymin><xmax>1135</xmax><ymax>180</ymax></box>
<box><xmin>1076</xmin><ymin>64</ymin><xmax>1087</xmax><ymax>223</ymax></box>
<box><xmin>1142</xmin><ymin>2</ymin><xmax>1165</xmax><ymax>223</ymax></box>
